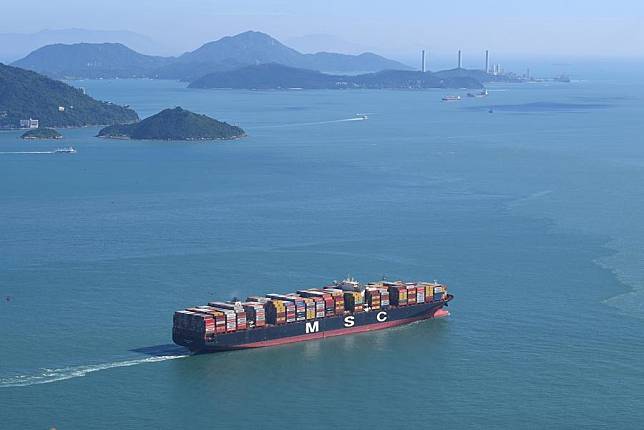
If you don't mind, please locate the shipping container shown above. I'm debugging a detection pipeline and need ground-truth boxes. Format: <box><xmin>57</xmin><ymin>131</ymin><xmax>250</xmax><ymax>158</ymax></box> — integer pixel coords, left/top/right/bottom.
<box><xmin>388</xmin><ymin>285</ymin><xmax>408</xmax><ymax>306</ymax></box>
<box><xmin>407</xmin><ymin>286</ymin><xmax>417</xmax><ymax>305</ymax></box>
<box><xmin>365</xmin><ymin>288</ymin><xmax>381</xmax><ymax>310</ymax></box>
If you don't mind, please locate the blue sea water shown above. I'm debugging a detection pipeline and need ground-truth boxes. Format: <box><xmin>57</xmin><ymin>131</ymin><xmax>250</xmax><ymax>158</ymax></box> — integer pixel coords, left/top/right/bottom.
<box><xmin>1</xmin><ymin>77</ymin><xmax>644</xmax><ymax>429</ymax></box>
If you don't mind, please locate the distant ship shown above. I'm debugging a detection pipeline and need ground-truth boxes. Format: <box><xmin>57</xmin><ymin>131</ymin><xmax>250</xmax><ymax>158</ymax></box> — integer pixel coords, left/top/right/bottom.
<box><xmin>54</xmin><ymin>147</ymin><xmax>76</xmax><ymax>154</ymax></box>
<box><xmin>355</xmin><ymin>114</ymin><xmax>368</xmax><ymax>120</ymax></box>
<box><xmin>467</xmin><ymin>89</ymin><xmax>488</xmax><ymax>98</ymax></box>
<box><xmin>442</xmin><ymin>95</ymin><xmax>461</xmax><ymax>102</ymax></box>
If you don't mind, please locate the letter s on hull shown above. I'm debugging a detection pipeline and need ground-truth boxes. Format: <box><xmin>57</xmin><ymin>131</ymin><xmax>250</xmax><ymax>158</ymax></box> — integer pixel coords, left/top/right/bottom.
<box><xmin>376</xmin><ymin>311</ymin><xmax>388</xmax><ymax>322</ymax></box>
<box><xmin>306</xmin><ymin>321</ymin><xmax>320</xmax><ymax>334</ymax></box>
<box><xmin>344</xmin><ymin>316</ymin><xmax>355</xmax><ymax>327</ymax></box>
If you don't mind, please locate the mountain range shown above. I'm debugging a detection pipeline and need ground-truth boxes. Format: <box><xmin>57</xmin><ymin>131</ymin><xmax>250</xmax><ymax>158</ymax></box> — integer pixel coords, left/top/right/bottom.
<box><xmin>12</xmin><ymin>31</ymin><xmax>411</xmax><ymax>81</ymax></box>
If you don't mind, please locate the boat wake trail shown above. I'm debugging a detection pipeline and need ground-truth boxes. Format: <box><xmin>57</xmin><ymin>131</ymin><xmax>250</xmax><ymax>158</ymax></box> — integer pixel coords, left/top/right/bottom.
<box><xmin>252</xmin><ymin>116</ymin><xmax>367</xmax><ymax>129</ymax></box>
<box><xmin>0</xmin><ymin>151</ymin><xmax>55</xmax><ymax>154</ymax></box>
<box><xmin>0</xmin><ymin>354</ymin><xmax>188</xmax><ymax>388</ymax></box>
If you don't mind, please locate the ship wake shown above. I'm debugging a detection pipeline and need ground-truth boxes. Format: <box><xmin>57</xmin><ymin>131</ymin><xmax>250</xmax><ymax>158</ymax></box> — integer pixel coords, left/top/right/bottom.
<box><xmin>252</xmin><ymin>116</ymin><xmax>367</xmax><ymax>129</ymax></box>
<box><xmin>0</xmin><ymin>353</ymin><xmax>188</xmax><ymax>388</ymax></box>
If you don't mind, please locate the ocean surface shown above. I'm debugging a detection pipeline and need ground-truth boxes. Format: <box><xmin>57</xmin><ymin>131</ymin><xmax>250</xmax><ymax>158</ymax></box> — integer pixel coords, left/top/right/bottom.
<box><xmin>2</xmin><ymin>76</ymin><xmax>644</xmax><ymax>429</ymax></box>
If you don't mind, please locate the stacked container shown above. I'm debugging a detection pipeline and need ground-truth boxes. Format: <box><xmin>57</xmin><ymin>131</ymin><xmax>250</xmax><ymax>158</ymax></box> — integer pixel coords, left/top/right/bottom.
<box><xmin>302</xmin><ymin>298</ymin><xmax>316</xmax><ymax>320</ymax></box>
<box><xmin>189</xmin><ymin>307</ymin><xmax>227</xmax><ymax>333</ymax></box>
<box><xmin>208</xmin><ymin>302</ymin><xmax>247</xmax><ymax>331</ymax></box>
<box><xmin>265</xmin><ymin>300</ymin><xmax>286</xmax><ymax>325</ymax></box>
<box><xmin>365</xmin><ymin>288</ymin><xmax>381</xmax><ymax>310</ymax></box>
<box><xmin>379</xmin><ymin>288</ymin><xmax>390</xmax><ymax>308</ymax></box>
<box><xmin>388</xmin><ymin>285</ymin><xmax>408</xmax><ymax>306</ymax></box>
<box><xmin>242</xmin><ymin>303</ymin><xmax>266</xmax><ymax>328</ymax></box>
<box><xmin>420</xmin><ymin>284</ymin><xmax>434</xmax><ymax>302</ymax></box>
<box><xmin>220</xmin><ymin>309</ymin><xmax>237</xmax><ymax>332</ymax></box>
<box><xmin>323</xmin><ymin>288</ymin><xmax>346</xmax><ymax>314</ymax></box>
<box><xmin>343</xmin><ymin>291</ymin><xmax>364</xmax><ymax>313</ymax></box>
<box><xmin>290</xmin><ymin>296</ymin><xmax>307</xmax><ymax>321</ymax></box>
<box><xmin>284</xmin><ymin>301</ymin><xmax>296</xmax><ymax>323</ymax></box>
<box><xmin>266</xmin><ymin>294</ymin><xmax>306</xmax><ymax>321</ymax></box>
<box><xmin>406</xmin><ymin>284</ymin><xmax>417</xmax><ymax>305</ymax></box>
<box><xmin>297</xmin><ymin>290</ymin><xmax>336</xmax><ymax>317</ymax></box>
<box><xmin>175</xmin><ymin>311</ymin><xmax>215</xmax><ymax>337</ymax></box>
<box><xmin>433</xmin><ymin>285</ymin><xmax>445</xmax><ymax>301</ymax></box>
<box><xmin>416</xmin><ymin>285</ymin><xmax>425</xmax><ymax>303</ymax></box>
<box><xmin>312</xmin><ymin>296</ymin><xmax>325</xmax><ymax>318</ymax></box>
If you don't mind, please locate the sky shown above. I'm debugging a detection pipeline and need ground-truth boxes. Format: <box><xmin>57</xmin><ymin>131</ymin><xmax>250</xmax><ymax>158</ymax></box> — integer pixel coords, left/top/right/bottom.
<box><xmin>1</xmin><ymin>0</ymin><xmax>643</xmax><ymax>62</ymax></box>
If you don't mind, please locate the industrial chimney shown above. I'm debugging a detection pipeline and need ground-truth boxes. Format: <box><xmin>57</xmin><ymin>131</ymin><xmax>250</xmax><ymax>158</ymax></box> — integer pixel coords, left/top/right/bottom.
<box><xmin>485</xmin><ymin>50</ymin><xmax>489</xmax><ymax>74</ymax></box>
<box><xmin>458</xmin><ymin>50</ymin><xmax>462</xmax><ymax>69</ymax></box>
<box><xmin>421</xmin><ymin>50</ymin><xmax>426</xmax><ymax>73</ymax></box>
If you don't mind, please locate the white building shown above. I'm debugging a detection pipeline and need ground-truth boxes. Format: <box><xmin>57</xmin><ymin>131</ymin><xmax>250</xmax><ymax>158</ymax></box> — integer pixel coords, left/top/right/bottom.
<box><xmin>19</xmin><ymin>118</ymin><xmax>39</xmax><ymax>129</ymax></box>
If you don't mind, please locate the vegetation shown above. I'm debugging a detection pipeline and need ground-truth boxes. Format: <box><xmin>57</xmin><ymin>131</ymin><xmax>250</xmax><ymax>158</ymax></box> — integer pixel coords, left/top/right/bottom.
<box><xmin>21</xmin><ymin>127</ymin><xmax>62</xmax><ymax>139</ymax></box>
<box><xmin>0</xmin><ymin>63</ymin><xmax>139</xmax><ymax>129</ymax></box>
<box><xmin>97</xmin><ymin>107</ymin><xmax>245</xmax><ymax>141</ymax></box>
<box><xmin>12</xmin><ymin>43</ymin><xmax>172</xmax><ymax>79</ymax></box>
<box><xmin>189</xmin><ymin>63</ymin><xmax>484</xmax><ymax>90</ymax></box>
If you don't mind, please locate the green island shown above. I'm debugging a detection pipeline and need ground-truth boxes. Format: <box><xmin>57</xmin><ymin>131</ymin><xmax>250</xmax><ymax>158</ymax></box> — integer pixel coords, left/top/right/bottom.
<box><xmin>97</xmin><ymin>107</ymin><xmax>246</xmax><ymax>141</ymax></box>
<box><xmin>0</xmin><ymin>63</ymin><xmax>138</xmax><ymax>129</ymax></box>
<box><xmin>21</xmin><ymin>127</ymin><xmax>62</xmax><ymax>139</ymax></box>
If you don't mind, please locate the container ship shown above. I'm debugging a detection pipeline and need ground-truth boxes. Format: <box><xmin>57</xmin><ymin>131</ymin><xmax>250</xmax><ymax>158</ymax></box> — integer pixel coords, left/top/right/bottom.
<box><xmin>173</xmin><ymin>279</ymin><xmax>453</xmax><ymax>353</ymax></box>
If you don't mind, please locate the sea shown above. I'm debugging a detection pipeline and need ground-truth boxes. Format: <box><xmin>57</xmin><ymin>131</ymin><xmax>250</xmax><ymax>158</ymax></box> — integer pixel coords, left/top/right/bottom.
<box><xmin>1</xmin><ymin>73</ymin><xmax>644</xmax><ymax>429</ymax></box>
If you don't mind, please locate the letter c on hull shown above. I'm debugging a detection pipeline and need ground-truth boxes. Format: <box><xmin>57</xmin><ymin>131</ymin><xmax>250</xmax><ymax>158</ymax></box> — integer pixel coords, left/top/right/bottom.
<box><xmin>376</xmin><ymin>311</ymin><xmax>388</xmax><ymax>322</ymax></box>
<box><xmin>344</xmin><ymin>316</ymin><xmax>355</xmax><ymax>327</ymax></box>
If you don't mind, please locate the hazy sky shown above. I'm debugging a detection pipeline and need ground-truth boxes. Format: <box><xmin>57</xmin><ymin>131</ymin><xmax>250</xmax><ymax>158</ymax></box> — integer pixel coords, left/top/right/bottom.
<box><xmin>2</xmin><ymin>0</ymin><xmax>643</xmax><ymax>59</ymax></box>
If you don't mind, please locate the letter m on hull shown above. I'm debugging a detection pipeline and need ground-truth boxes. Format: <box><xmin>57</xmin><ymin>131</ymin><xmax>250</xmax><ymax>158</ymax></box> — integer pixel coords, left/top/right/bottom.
<box><xmin>305</xmin><ymin>321</ymin><xmax>320</xmax><ymax>334</ymax></box>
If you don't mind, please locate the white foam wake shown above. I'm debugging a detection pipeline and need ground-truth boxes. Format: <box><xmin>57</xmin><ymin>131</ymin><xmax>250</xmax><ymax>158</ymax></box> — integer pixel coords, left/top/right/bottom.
<box><xmin>0</xmin><ymin>151</ymin><xmax>55</xmax><ymax>154</ymax></box>
<box><xmin>252</xmin><ymin>116</ymin><xmax>367</xmax><ymax>129</ymax></box>
<box><xmin>0</xmin><ymin>354</ymin><xmax>188</xmax><ymax>388</ymax></box>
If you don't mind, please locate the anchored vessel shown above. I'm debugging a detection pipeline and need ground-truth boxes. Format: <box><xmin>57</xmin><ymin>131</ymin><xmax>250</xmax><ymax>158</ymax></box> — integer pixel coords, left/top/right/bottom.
<box><xmin>173</xmin><ymin>279</ymin><xmax>452</xmax><ymax>353</ymax></box>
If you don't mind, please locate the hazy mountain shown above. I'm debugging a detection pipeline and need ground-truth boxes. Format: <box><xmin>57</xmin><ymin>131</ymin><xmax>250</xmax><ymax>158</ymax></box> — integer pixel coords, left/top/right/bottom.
<box><xmin>285</xmin><ymin>34</ymin><xmax>372</xmax><ymax>54</ymax></box>
<box><xmin>0</xmin><ymin>28</ymin><xmax>160</xmax><ymax>62</ymax></box>
<box><xmin>189</xmin><ymin>63</ymin><xmax>483</xmax><ymax>90</ymax></box>
<box><xmin>12</xmin><ymin>31</ymin><xmax>411</xmax><ymax>81</ymax></box>
<box><xmin>0</xmin><ymin>63</ymin><xmax>138</xmax><ymax>129</ymax></box>
<box><xmin>12</xmin><ymin>43</ymin><xmax>172</xmax><ymax>79</ymax></box>
<box><xmin>153</xmin><ymin>31</ymin><xmax>412</xmax><ymax>79</ymax></box>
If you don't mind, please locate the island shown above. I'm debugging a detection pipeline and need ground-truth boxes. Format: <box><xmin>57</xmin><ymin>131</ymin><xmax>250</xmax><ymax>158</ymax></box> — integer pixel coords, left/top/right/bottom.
<box><xmin>0</xmin><ymin>63</ymin><xmax>138</xmax><ymax>129</ymax></box>
<box><xmin>97</xmin><ymin>107</ymin><xmax>245</xmax><ymax>141</ymax></box>
<box><xmin>188</xmin><ymin>63</ymin><xmax>483</xmax><ymax>90</ymax></box>
<box><xmin>21</xmin><ymin>127</ymin><xmax>62</xmax><ymax>139</ymax></box>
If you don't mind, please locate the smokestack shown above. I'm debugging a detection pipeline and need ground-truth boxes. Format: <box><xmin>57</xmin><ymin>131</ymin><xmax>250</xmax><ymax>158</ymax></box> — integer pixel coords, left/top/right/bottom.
<box><xmin>421</xmin><ymin>50</ymin><xmax>426</xmax><ymax>73</ymax></box>
<box><xmin>458</xmin><ymin>50</ymin><xmax>462</xmax><ymax>69</ymax></box>
<box><xmin>485</xmin><ymin>50</ymin><xmax>489</xmax><ymax>74</ymax></box>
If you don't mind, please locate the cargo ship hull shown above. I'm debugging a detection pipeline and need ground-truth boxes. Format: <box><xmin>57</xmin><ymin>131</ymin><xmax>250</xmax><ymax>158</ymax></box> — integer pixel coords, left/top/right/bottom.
<box><xmin>174</xmin><ymin>295</ymin><xmax>452</xmax><ymax>353</ymax></box>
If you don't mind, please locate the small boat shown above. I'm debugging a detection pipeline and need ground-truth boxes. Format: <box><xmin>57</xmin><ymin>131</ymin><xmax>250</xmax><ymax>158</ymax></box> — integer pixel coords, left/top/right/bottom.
<box><xmin>54</xmin><ymin>147</ymin><xmax>77</xmax><ymax>154</ymax></box>
<box><xmin>467</xmin><ymin>89</ymin><xmax>488</xmax><ymax>98</ymax></box>
<box><xmin>355</xmin><ymin>114</ymin><xmax>368</xmax><ymax>120</ymax></box>
<box><xmin>442</xmin><ymin>95</ymin><xmax>461</xmax><ymax>102</ymax></box>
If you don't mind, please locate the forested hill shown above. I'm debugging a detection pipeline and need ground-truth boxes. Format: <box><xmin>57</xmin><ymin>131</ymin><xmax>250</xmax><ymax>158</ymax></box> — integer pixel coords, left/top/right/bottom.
<box><xmin>0</xmin><ymin>63</ymin><xmax>138</xmax><ymax>128</ymax></box>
